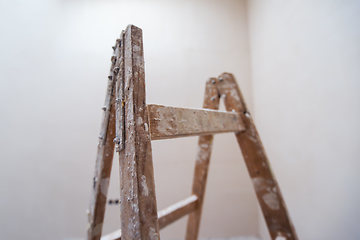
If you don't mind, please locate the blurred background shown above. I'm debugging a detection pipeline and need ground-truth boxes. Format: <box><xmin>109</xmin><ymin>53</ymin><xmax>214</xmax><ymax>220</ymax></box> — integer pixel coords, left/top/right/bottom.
<box><xmin>0</xmin><ymin>0</ymin><xmax>359</xmax><ymax>239</ymax></box>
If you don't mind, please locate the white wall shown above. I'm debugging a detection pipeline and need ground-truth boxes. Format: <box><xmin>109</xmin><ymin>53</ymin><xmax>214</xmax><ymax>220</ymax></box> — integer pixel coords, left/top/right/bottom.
<box><xmin>0</xmin><ymin>0</ymin><xmax>257</xmax><ymax>239</ymax></box>
<box><xmin>247</xmin><ymin>0</ymin><xmax>360</xmax><ymax>239</ymax></box>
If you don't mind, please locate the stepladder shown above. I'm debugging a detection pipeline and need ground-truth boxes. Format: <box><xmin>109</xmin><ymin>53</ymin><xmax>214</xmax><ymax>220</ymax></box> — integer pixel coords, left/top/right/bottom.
<box><xmin>87</xmin><ymin>24</ymin><xmax>298</xmax><ymax>240</ymax></box>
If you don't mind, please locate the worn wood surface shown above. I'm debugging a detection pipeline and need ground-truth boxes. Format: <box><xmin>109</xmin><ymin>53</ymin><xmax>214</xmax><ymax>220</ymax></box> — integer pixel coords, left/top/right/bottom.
<box><xmin>115</xmin><ymin>31</ymin><xmax>125</xmax><ymax>152</ymax></box>
<box><xmin>185</xmin><ymin>78</ymin><xmax>220</xmax><ymax>240</ymax></box>
<box><xmin>217</xmin><ymin>73</ymin><xmax>298</xmax><ymax>240</ymax></box>
<box><xmin>158</xmin><ymin>195</ymin><xmax>198</xmax><ymax>229</ymax></box>
<box><xmin>119</xmin><ymin>24</ymin><xmax>160</xmax><ymax>240</ymax></box>
<box><xmin>87</xmin><ymin>37</ymin><xmax>121</xmax><ymax>240</ymax></box>
<box><xmin>147</xmin><ymin>104</ymin><xmax>244</xmax><ymax>140</ymax></box>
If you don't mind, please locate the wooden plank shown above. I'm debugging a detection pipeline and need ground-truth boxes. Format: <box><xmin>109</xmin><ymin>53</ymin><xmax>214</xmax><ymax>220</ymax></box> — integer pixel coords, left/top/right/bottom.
<box><xmin>185</xmin><ymin>78</ymin><xmax>220</xmax><ymax>240</ymax></box>
<box><xmin>87</xmin><ymin>37</ymin><xmax>121</xmax><ymax>240</ymax></box>
<box><xmin>114</xmin><ymin>30</ymin><xmax>125</xmax><ymax>152</ymax></box>
<box><xmin>217</xmin><ymin>73</ymin><xmax>298</xmax><ymax>240</ymax></box>
<box><xmin>148</xmin><ymin>104</ymin><xmax>244</xmax><ymax>140</ymax></box>
<box><xmin>119</xmin><ymin>24</ymin><xmax>160</xmax><ymax>240</ymax></box>
<box><xmin>101</xmin><ymin>195</ymin><xmax>198</xmax><ymax>240</ymax></box>
<box><xmin>158</xmin><ymin>195</ymin><xmax>198</xmax><ymax>229</ymax></box>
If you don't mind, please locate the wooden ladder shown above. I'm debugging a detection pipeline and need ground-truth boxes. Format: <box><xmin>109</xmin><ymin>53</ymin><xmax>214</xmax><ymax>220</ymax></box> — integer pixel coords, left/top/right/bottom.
<box><xmin>87</xmin><ymin>25</ymin><xmax>298</xmax><ymax>240</ymax></box>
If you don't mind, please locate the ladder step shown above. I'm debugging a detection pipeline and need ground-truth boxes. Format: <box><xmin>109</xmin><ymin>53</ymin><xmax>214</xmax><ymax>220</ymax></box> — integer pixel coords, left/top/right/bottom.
<box><xmin>101</xmin><ymin>195</ymin><xmax>199</xmax><ymax>240</ymax></box>
<box><xmin>100</xmin><ymin>229</ymin><xmax>121</xmax><ymax>240</ymax></box>
<box><xmin>148</xmin><ymin>104</ymin><xmax>245</xmax><ymax>140</ymax></box>
<box><xmin>158</xmin><ymin>194</ymin><xmax>198</xmax><ymax>229</ymax></box>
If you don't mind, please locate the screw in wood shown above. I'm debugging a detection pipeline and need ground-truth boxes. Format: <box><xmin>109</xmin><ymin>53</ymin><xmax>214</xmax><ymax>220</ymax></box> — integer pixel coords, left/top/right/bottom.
<box><xmin>113</xmin><ymin>66</ymin><xmax>120</xmax><ymax>74</ymax></box>
<box><xmin>93</xmin><ymin>177</ymin><xmax>97</xmax><ymax>189</ymax></box>
<box><xmin>211</xmin><ymin>79</ymin><xmax>216</xmax><ymax>84</ymax></box>
<box><xmin>219</xmin><ymin>77</ymin><xmax>223</xmax><ymax>82</ymax></box>
<box><xmin>102</xmin><ymin>106</ymin><xmax>107</xmax><ymax>111</ymax></box>
<box><xmin>113</xmin><ymin>137</ymin><xmax>120</xmax><ymax>144</ymax></box>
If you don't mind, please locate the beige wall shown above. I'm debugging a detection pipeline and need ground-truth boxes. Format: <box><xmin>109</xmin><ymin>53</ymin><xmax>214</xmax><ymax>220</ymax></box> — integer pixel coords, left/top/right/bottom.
<box><xmin>247</xmin><ymin>0</ymin><xmax>360</xmax><ymax>239</ymax></box>
<box><xmin>0</xmin><ymin>0</ymin><xmax>258</xmax><ymax>239</ymax></box>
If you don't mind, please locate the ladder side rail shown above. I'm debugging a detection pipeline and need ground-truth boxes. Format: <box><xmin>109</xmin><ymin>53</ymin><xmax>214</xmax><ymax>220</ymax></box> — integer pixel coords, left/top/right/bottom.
<box><xmin>117</xmin><ymin>25</ymin><xmax>160</xmax><ymax>240</ymax></box>
<box><xmin>87</xmin><ymin>38</ymin><xmax>121</xmax><ymax>240</ymax></box>
<box><xmin>185</xmin><ymin>78</ymin><xmax>220</xmax><ymax>240</ymax></box>
<box><xmin>217</xmin><ymin>73</ymin><xmax>298</xmax><ymax>240</ymax></box>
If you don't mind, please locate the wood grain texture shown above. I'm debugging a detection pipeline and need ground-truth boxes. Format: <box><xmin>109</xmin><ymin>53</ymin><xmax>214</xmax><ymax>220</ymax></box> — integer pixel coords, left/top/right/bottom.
<box><xmin>158</xmin><ymin>195</ymin><xmax>198</xmax><ymax>229</ymax></box>
<box><xmin>217</xmin><ymin>73</ymin><xmax>298</xmax><ymax>240</ymax></box>
<box><xmin>185</xmin><ymin>78</ymin><xmax>220</xmax><ymax>240</ymax></box>
<box><xmin>115</xmin><ymin>31</ymin><xmax>125</xmax><ymax>152</ymax></box>
<box><xmin>147</xmin><ymin>104</ymin><xmax>244</xmax><ymax>140</ymax></box>
<box><xmin>119</xmin><ymin>24</ymin><xmax>160</xmax><ymax>240</ymax></box>
<box><xmin>87</xmin><ymin>37</ymin><xmax>121</xmax><ymax>240</ymax></box>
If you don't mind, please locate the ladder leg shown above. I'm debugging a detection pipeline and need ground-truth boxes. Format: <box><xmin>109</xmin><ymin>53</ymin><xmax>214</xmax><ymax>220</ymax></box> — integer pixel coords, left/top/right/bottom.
<box><xmin>217</xmin><ymin>73</ymin><xmax>298</xmax><ymax>240</ymax></box>
<box><xmin>87</xmin><ymin>40</ymin><xmax>120</xmax><ymax>240</ymax></box>
<box><xmin>117</xmin><ymin>25</ymin><xmax>160</xmax><ymax>240</ymax></box>
<box><xmin>185</xmin><ymin>79</ymin><xmax>220</xmax><ymax>240</ymax></box>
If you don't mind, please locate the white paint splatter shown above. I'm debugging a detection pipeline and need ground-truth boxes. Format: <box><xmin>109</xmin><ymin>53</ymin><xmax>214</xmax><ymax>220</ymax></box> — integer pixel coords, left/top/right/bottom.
<box><xmin>93</xmin><ymin>223</ymin><xmax>103</xmax><ymax>236</ymax></box>
<box><xmin>100</xmin><ymin>178</ymin><xmax>109</xmax><ymax>196</ymax></box>
<box><xmin>252</xmin><ymin>177</ymin><xmax>264</xmax><ymax>190</ymax></box>
<box><xmin>262</xmin><ymin>192</ymin><xmax>280</xmax><ymax>210</ymax></box>
<box><xmin>144</xmin><ymin>123</ymin><xmax>149</xmax><ymax>132</ymax></box>
<box><xmin>137</xmin><ymin>116</ymin><xmax>143</xmax><ymax>125</ymax></box>
<box><xmin>230</xmin><ymin>88</ymin><xmax>240</xmax><ymax>101</ymax></box>
<box><xmin>275</xmin><ymin>235</ymin><xmax>287</xmax><ymax>240</ymax></box>
<box><xmin>141</xmin><ymin>175</ymin><xmax>149</xmax><ymax>196</ymax></box>
<box><xmin>200</xmin><ymin>143</ymin><xmax>209</xmax><ymax>149</ymax></box>
<box><xmin>149</xmin><ymin>227</ymin><xmax>159</xmax><ymax>240</ymax></box>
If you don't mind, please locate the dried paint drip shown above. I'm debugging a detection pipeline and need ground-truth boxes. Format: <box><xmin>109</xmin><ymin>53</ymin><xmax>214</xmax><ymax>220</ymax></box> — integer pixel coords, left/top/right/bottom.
<box><xmin>141</xmin><ymin>175</ymin><xmax>149</xmax><ymax>196</ymax></box>
<box><xmin>262</xmin><ymin>192</ymin><xmax>280</xmax><ymax>210</ymax></box>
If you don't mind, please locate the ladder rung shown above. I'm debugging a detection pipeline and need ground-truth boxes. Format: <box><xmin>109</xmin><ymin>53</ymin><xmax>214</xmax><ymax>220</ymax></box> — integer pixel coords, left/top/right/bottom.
<box><xmin>101</xmin><ymin>195</ymin><xmax>199</xmax><ymax>240</ymax></box>
<box><xmin>100</xmin><ymin>229</ymin><xmax>121</xmax><ymax>240</ymax></box>
<box><xmin>158</xmin><ymin>194</ymin><xmax>198</xmax><ymax>229</ymax></box>
<box><xmin>148</xmin><ymin>104</ymin><xmax>245</xmax><ymax>140</ymax></box>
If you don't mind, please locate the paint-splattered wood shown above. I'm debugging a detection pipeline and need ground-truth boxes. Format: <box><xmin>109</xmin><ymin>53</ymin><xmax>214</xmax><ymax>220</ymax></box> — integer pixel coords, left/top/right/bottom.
<box><xmin>217</xmin><ymin>73</ymin><xmax>298</xmax><ymax>240</ymax></box>
<box><xmin>119</xmin><ymin>24</ymin><xmax>160</xmax><ymax>240</ymax></box>
<box><xmin>158</xmin><ymin>195</ymin><xmax>198</xmax><ymax>229</ymax></box>
<box><xmin>148</xmin><ymin>104</ymin><xmax>244</xmax><ymax>140</ymax></box>
<box><xmin>186</xmin><ymin>78</ymin><xmax>220</xmax><ymax>240</ymax></box>
<box><xmin>87</xmin><ymin>38</ymin><xmax>121</xmax><ymax>240</ymax></box>
<box><xmin>114</xmin><ymin>30</ymin><xmax>125</xmax><ymax>152</ymax></box>
<box><xmin>100</xmin><ymin>195</ymin><xmax>198</xmax><ymax>240</ymax></box>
